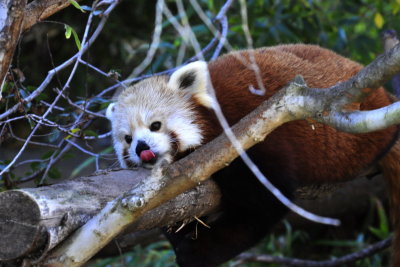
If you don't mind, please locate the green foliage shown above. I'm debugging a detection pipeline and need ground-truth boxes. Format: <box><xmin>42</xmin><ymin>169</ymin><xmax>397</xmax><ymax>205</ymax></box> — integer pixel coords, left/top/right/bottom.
<box><xmin>369</xmin><ymin>198</ymin><xmax>391</xmax><ymax>239</ymax></box>
<box><xmin>64</xmin><ymin>24</ymin><xmax>82</xmax><ymax>50</ymax></box>
<box><xmin>226</xmin><ymin>0</ymin><xmax>400</xmax><ymax>64</ymax></box>
<box><xmin>87</xmin><ymin>241</ymin><xmax>177</xmax><ymax>267</ymax></box>
<box><xmin>68</xmin><ymin>0</ymin><xmax>86</xmax><ymax>13</ymax></box>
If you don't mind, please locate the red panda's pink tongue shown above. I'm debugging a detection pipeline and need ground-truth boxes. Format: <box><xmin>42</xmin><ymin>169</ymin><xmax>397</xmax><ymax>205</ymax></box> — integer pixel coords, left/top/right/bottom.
<box><xmin>140</xmin><ymin>150</ymin><xmax>156</xmax><ymax>162</ymax></box>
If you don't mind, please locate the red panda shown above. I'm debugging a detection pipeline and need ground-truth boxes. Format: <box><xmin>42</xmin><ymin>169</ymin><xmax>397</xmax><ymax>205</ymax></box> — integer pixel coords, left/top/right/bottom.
<box><xmin>106</xmin><ymin>44</ymin><xmax>400</xmax><ymax>267</ymax></box>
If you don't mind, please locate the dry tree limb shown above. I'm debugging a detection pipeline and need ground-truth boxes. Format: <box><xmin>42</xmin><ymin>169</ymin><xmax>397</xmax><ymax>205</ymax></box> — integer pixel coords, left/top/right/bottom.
<box><xmin>0</xmin><ymin>0</ymin><xmax>76</xmax><ymax>99</ymax></box>
<box><xmin>0</xmin><ymin>0</ymin><xmax>27</xmax><ymax>97</ymax></box>
<box><xmin>0</xmin><ymin>169</ymin><xmax>221</xmax><ymax>263</ymax></box>
<box><xmin>22</xmin><ymin>0</ymin><xmax>83</xmax><ymax>32</ymax></box>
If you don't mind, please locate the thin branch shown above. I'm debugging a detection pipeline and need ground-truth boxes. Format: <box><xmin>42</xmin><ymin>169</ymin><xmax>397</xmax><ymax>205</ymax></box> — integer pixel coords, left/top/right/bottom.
<box><xmin>0</xmin><ymin>0</ymin><xmax>121</xmax><ymax>121</ymax></box>
<box><xmin>7</xmin><ymin>123</ymin><xmax>59</xmax><ymax>148</ymax></box>
<box><xmin>53</xmin><ymin>87</ymin><xmax>106</xmax><ymax>118</ymax></box>
<box><xmin>127</xmin><ymin>0</ymin><xmax>164</xmax><ymax>79</ymax></box>
<box><xmin>238</xmin><ymin>0</ymin><xmax>265</xmax><ymax>95</ymax></box>
<box><xmin>230</xmin><ymin>237</ymin><xmax>392</xmax><ymax>267</ymax></box>
<box><xmin>0</xmin><ymin>0</ymin><xmax>121</xmax><ymax>176</ymax></box>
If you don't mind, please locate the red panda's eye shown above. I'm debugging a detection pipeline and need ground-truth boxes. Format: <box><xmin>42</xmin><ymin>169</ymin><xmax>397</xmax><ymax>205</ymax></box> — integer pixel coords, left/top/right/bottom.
<box><xmin>124</xmin><ymin>135</ymin><xmax>132</xmax><ymax>144</ymax></box>
<box><xmin>150</xmin><ymin>121</ymin><xmax>162</xmax><ymax>132</ymax></box>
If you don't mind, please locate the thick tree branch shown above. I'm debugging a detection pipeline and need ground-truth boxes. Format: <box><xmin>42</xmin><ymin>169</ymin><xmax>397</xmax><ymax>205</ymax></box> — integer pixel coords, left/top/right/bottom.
<box><xmin>310</xmin><ymin>43</ymin><xmax>400</xmax><ymax>110</ymax></box>
<box><xmin>0</xmin><ymin>169</ymin><xmax>221</xmax><ymax>263</ymax></box>
<box><xmin>0</xmin><ymin>0</ymin><xmax>27</xmax><ymax>97</ymax></box>
<box><xmin>22</xmin><ymin>0</ymin><xmax>83</xmax><ymax>32</ymax></box>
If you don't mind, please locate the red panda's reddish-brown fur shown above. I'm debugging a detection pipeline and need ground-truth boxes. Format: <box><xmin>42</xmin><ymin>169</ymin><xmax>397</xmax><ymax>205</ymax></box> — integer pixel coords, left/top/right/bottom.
<box><xmin>381</xmin><ymin>142</ymin><xmax>400</xmax><ymax>265</ymax></box>
<box><xmin>204</xmin><ymin>44</ymin><xmax>398</xmax><ymax>185</ymax></box>
<box><xmin>164</xmin><ymin>44</ymin><xmax>400</xmax><ymax>267</ymax></box>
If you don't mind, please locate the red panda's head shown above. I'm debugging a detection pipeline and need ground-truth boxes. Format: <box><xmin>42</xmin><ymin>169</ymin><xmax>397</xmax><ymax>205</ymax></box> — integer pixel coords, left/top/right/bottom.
<box><xmin>106</xmin><ymin>61</ymin><xmax>214</xmax><ymax>169</ymax></box>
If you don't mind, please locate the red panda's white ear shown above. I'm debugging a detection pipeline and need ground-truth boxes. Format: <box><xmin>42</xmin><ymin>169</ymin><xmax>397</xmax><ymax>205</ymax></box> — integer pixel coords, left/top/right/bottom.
<box><xmin>168</xmin><ymin>61</ymin><xmax>214</xmax><ymax>108</ymax></box>
<box><xmin>106</xmin><ymin>103</ymin><xmax>115</xmax><ymax>120</ymax></box>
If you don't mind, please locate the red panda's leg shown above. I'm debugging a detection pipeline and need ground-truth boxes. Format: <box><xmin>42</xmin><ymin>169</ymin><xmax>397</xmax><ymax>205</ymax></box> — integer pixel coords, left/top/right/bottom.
<box><xmin>163</xmin><ymin>146</ymin><xmax>297</xmax><ymax>267</ymax></box>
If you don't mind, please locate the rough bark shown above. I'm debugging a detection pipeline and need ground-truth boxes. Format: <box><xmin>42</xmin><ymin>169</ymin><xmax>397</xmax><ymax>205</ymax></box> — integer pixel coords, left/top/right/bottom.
<box><xmin>0</xmin><ymin>169</ymin><xmax>221</xmax><ymax>262</ymax></box>
<box><xmin>0</xmin><ymin>0</ymin><xmax>82</xmax><ymax>99</ymax></box>
<box><xmin>22</xmin><ymin>0</ymin><xmax>83</xmax><ymax>32</ymax></box>
<box><xmin>0</xmin><ymin>0</ymin><xmax>27</xmax><ymax>95</ymax></box>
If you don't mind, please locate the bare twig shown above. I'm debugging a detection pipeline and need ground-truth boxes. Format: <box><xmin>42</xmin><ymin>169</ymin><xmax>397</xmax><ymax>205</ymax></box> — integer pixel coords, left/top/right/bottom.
<box><xmin>0</xmin><ymin>0</ymin><xmax>121</xmax><ymax>180</ymax></box>
<box><xmin>127</xmin><ymin>0</ymin><xmax>164</xmax><ymax>79</ymax></box>
<box><xmin>230</xmin><ymin>237</ymin><xmax>392</xmax><ymax>267</ymax></box>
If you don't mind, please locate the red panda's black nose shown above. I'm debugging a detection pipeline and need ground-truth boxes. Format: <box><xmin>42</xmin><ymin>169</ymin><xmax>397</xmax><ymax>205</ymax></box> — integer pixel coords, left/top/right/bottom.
<box><xmin>136</xmin><ymin>140</ymin><xmax>150</xmax><ymax>157</ymax></box>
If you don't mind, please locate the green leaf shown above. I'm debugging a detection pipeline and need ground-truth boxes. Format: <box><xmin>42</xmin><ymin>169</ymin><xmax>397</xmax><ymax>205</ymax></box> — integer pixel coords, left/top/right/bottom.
<box><xmin>369</xmin><ymin>226</ymin><xmax>385</xmax><ymax>239</ymax></box>
<box><xmin>48</xmin><ymin>167</ymin><xmax>62</xmax><ymax>179</ymax></box>
<box><xmin>70</xmin><ymin>128</ymin><xmax>80</xmax><ymax>134</ymax></box>
<box><xmin>48</xmin><ymin>129</ymin><xmax>60</xmax><ymax>143</ymax></box>
<box><xmin>26</xmin><ymin>85</ymin><xmax>37</xmax><ymax>92</ymax></box>
<box><xmin>374</xmin><ymin>12</ymin><xmax>384</xmax><ymax>29</ymax></box>
<box><xmin>71</xmin><ymin>28</ymin><xmax>81</xmax><ymax>50</ymax></box>
<box><xmin>41</xmin><ymin>151</ymin><xmax>55</xmax><ymax>160</ymax></box>
<box><xmin>84</xmin><ymin>130</ymin><xmax>99</xmax><ymax>138</ymax></box>
<box><xmin>30</xmin><ymin>162</ymin><xmax>46</xmax><ymax>173</ymax></box>
<box><xmin>1</xmin><ymin>82</ymin><xmax>10</xmax><ymax>94</ymax></box>
<box><xmin>65</xmin><ymin>25</ymin><xmax>72</xmax><ymax>39</ymax></box>
<box><xmin>65</xmin><ymin>128</ymin><xmax>80</xmax><ymax>140</ymax></box>
<box><xmin>68</xmin><ymin>0</ymin><xmax>85</xmax><ymax>13</ymax></box>
<box><xmin>64</xmin><ymin>25</ymin><xmax>81</xmax><ymax>50</ymax></box>
<box><xmin>393</xmin><ymin>2</ymin><xmax>400</xmax><ymax>15</ymax></box>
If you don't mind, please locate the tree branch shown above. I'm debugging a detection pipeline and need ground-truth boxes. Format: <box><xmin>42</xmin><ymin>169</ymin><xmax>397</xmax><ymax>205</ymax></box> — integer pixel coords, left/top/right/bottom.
<box><xmin>381</xmin><ymin>29</ymin><xmax>400</xmax><ymax>97</ymax></box>
<box><xmin>0</xmin><ymin>169</ymin><xmax>221</xmax><ymax>262</ymax></box>
<box><xmin>22</xmin><ymin>0</ymin><xmax>83</xmax><ymax>32</ymax></box>
<box><xmin>0</xmin><ymin>0</ymin><xmax>27</xmax><ymax>98</ymax></box>
<box><xmin>230</xmin><ymin>237</ymin><xmax>392</xmax><ymax>267</ymax></box>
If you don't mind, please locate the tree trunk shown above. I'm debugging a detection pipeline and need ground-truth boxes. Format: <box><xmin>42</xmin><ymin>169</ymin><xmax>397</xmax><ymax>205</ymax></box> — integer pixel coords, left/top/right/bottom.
<box><xmin>0</xmin><ymin>0</ymin><xmax>27</xmax><ymax>93</ymax></box>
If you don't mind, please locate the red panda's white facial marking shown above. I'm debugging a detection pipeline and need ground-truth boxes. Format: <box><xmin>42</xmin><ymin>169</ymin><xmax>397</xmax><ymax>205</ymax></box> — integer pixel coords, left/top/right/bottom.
<box><xmin>106</xmin><ymin>61</ymin><xmax>214</xmax><ymax>169</ymax></box>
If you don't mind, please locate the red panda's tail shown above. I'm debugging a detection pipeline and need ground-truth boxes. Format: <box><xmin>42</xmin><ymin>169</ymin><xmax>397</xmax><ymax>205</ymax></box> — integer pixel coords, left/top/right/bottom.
<box><xmin>380</xmin><ymin>140</ymin><xmax>400</xmax><ymax>266</ymax></box>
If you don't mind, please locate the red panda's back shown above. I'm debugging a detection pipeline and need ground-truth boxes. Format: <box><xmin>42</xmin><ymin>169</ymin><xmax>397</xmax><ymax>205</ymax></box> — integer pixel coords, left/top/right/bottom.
<box><xmin>207</xmin><ymin>44</ymin><xmax>398</xmax><ymax>184</ymax></box>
